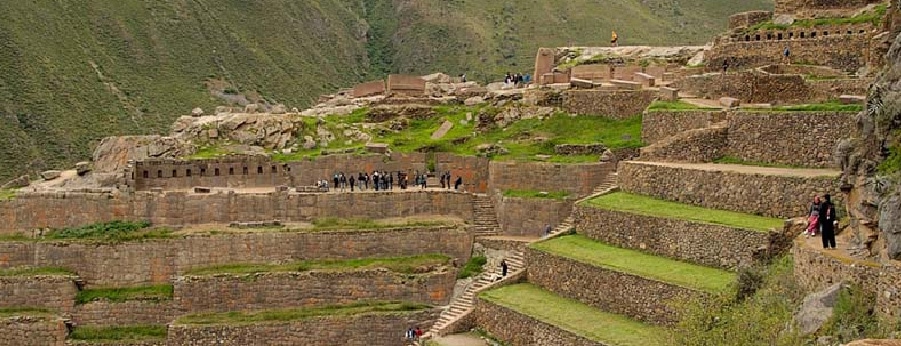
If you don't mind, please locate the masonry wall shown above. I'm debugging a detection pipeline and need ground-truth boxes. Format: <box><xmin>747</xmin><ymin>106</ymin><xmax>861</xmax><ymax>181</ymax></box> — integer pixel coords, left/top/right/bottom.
<box><xmin>72</xmin><ymin>300</ymin><xmax>181</xmax><ymax>327</ymax></box>
<box><xmin>676</xmin><ymin>71</ymin><xmax>812</xmax><ymax>104</ymax></box>
<box><xmin>167</xmin><ymin>309</ymin><xmax>440</xmax><ymax>346</ymax></box>
<box><xmin>792</xmin><ymin>240</ymin><xmax>901</xmax><ymax>319</ymax></box>
<box><xmin>526</xmin><ymin>248</ymin><xmax>701</xmax><ymax>325</ymax></box>
<box><xmin>0</xmin><ymin>276</ymin><xmax>77</xmax><ymax>315</ymax></box>
<box><xmin>775</xmin><ymin>0</ymin><xmax>885</xmax><ymax>17</ymax></box>
<box><xmin>562</xmin><ymin>90</ymin><xmax>655</xmax><ymax>119</ymax></box>
<box><xmin>174</xmin><ymin>270</ymin><xmax>455</xmax><ymax>313</ymax></box>
<box><xmin>726</xmin><ymin>111</ymin><xmax>855</xmax><ymax>168</ymax></box>
<box><xmin>618</xmin><ymin>161</ymin><xmax>842</xmax><ymax>218</ymax></box>
<box><xmin>706</xmin><ymin>35</ymin><xmax>871</xmax><ymax>73</ymax></box>
<box><xmin>488</xmin><ymin>161</ymin><xmax>615</xmax><ymax>198</ymax></box>
<box><xmin>642</xmin><ymin>110</ymin><xmax>725</xmax><ymax>145</ymax></box>
<box><xmin>0</xmin><ymin>190</ymin><xmax>474</xmax><ymax>234</ymax></box>
<box><xmin>573</xmin><ymin>206</ymin><xmax>780</xmax><ymax>269</ymax></box>
<box><xmin>639</xmin><ymin>126</ymin><xmax>729</xmax><ymax>163</ymax></box>
<box><xmin>495</xmin><ymin>197</ymin><xmax>572</xmax><ymax>237</ymax></box>
<box><xmin>0</xmin><ymin>316</ymin><xmax>67</xmax><ymax>346</ymax></box>
<box><xmin>475</xmin><ymin>298</ymin><xmax>606</xmax><ymax>346</ymax></box>
<box><xmin>0</xmin><ymin>227</ymin><xmax>472</xmax><ymax>286</ymax></box>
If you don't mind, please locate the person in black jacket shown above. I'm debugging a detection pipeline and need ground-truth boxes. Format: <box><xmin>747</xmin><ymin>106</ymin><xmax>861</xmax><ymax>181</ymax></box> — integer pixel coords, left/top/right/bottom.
<box><xmin>819</xmin><ymin>194</ymin><xmax>837</xmax><ymax>249</ymax></box>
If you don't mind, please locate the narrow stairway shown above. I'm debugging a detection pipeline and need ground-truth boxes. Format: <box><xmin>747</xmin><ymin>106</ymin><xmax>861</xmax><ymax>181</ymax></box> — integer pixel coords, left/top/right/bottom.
<box><xmin>425</xmin><ymin>251</ymin><xmax>525</xmax><ymax>339</ymax></box>
<box><xmin>471</xmin><ymin>194</ymin><xmax>500</xmax><ymax>236</ymax></box>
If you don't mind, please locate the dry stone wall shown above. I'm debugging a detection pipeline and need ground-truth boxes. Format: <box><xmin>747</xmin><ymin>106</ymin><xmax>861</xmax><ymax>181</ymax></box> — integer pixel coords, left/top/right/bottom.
<box><xmin>726</xmin><ymin>111</ymin><xmax>855</xmax><ymax>168</ymax></box>
<box><xmin>639</xmin><ymin>126</ymin><xmax>729</xmax><ymax>163</ymax></box>
<box><xmin>526</xmin><ymin>248</ymin><xmax>701</xmax><ymax>325</ymax></box>
<box><xmin>0</xmin><ymin>316</ymin><xmax>67</xmax><ymax>346</ymax></box>
<box><xmin>562</xmin><ymin>90</ymin><xmax>655</xmax><ymax>119</ymax></box>
<box><xmin>72</xmin><ymin>300</ymin><xmax>180</xmax><ymax>327</ymax></box>
<box><xmin>775</xmin><ymin>0</ymin><xmax>885</xmax><ymax>17</ymax></box>
<box><xmin>174</xmin><ymin>270</ymin><xmax>455</xmax><ymax>313</ymax></box>
<box><xmin>475</xmin><ymin>298</ymin><xmax>606</xmax><ymax>346</ymax></box>
<box><xmin>642</xmin><ymin>111</ymin><xmax>726</xmax><ymax>144</ymax></box>
<box><xmin>619</xmin><ymin>161</ymin><xmax>842</xmax><ymax>218</ymax></box>
<box><xmin>495</xmin><ymin>197</ymin><xmax>572</xmax><ymax>237</ymax></box>
<box><xmin>167</xmin><ymin>309</ymin><xmax>440</xmax><ymax>346</ymax></box>
<box><xmin>572</xmin><ymin>206</ymin><xmax>783</xmax><ymax>269</ymax></box>
<box><xmin>706</xmin><ymin>35</ymin><xmax>871</xmax><ymax>73</ymax></box>
<box><xmin>488</xmin><ymin>161</ymin><xmax>615</xmax><ymax>198</ymax></box>
<box><xmin>0</xmin><ymin>276</ymin><xmax>77</xmax><ymax>314</ymax></box>
<box><xmin>0</xmin><ymin>191</ymin><xmax>474</xmax><ymax>234</ymax></box>
<box><xmin>792</xmin><ymin>240</ymin><xmax>901</xmax><ymax>319</ymax></box>
<box><xmin>677</xmin><ymin>71</ymin><xmax>812</xmax><ymax>104</ymax></box>
<box><xmin>0</xmin><ymin>227</ymin><xmax>471</xmax><ymax>286</ymax></box>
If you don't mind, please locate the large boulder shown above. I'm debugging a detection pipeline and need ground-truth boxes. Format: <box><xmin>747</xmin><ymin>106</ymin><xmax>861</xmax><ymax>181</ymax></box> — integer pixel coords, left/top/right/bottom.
<box><xmin>793</xmin><ymin>283</ymin><xmax>844</xmax><ymax>336</ymax></box>
<box><xmin>1</xmin><ymin>175</ymin><xmax>30</xmax><ymax>189</ymax></box>
<box><xmin>92</xmin><ymin>136</ymin><xmax>192</xmax><ymax>173</ymax></box>
<box><xmin>170</xmin><ymin>114</ymin><xmax>305</xmax><ymax>150</ymax></box>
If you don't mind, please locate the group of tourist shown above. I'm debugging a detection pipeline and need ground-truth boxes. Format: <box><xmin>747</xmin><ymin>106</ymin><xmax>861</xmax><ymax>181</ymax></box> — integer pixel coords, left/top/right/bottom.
<box><xmin>805</xmin><ymin>194</ymin><xmax>838</xmax><ymax>249</ymax></box>
<box><xmin>316</xmin><ymin>170</ymin><xmax>464</xmax><ymax>192</ymax></box>
<box><xmin>405</xmin><ymin>326</ymin><xmax>423</xmax><ymax>342</ymax></box>
<box><xmin>503</xmin><ymin>72</ymin><xmax>531</xmax><ymax>89</ymax></box>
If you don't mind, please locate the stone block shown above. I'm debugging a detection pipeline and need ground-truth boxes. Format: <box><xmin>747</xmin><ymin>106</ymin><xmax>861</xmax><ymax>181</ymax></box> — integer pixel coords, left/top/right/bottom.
<box><xmin>40</xmin><ymin>170</ymin><xmax>62</xmax><ymax>180</ymax></box>
<box><xmin>386</xmin><ymin>74</ymin><xmax>426</xmax><ymax>96</ymax></box>
<box><xmin>634</xmin><ymin>73</ymin><xmax>656</xmax><ymax>87</ymax></box>
<box><xmin>1</xmin><ymin>175</ymin><xmax>30</xmax><ymax>189</ymax></box>
<box><xmin>610</xmin><ymin>79</ymin><xmax>642</xmax><ymax>90</ymax></box>
<box><xmin>366</xmin><ymin>143</ymin><xmax>390</xmax><ymax>154</ymax></box>
<box><xmin>193</xmin><ymin>187</ymin><xmax>211</xmax><ymax>193</ymax></box>
<box><xmin>191</xmin><ymin>107</ymin><xmax>204</xmax><ymax>117</ymax></box>
<box><xmin>208</xmin><ymin>128</ymin><xmax>218</xmax><ymax>139</ymax></box>
<box><xmin>150</xmin><ymin>187</ymin><xmax>163</xmax><ymax>193</ymax></box>
<box><xmin>534</xmin><ymin>48</ymin><xmax>556</xmax><ymax>84</ymax></box>
<box><xmin>75</xmin><ymin>162</ymin><xmax>91</xmax><ymax>176</ymax></box>
<box><xmin>276</xmin><ymin>185</ymin><xmax>289</xmax><ymax>192</ymax></box>
<box><xmin>352</xmin><ymin>80</ymin><xmax>386</xmax><ymax>98</ymax></box>
<box><xmin>659</xmin><ymin>87</ymin><xmax>680</xmax><ymax>101</ymax></box>
<box><xmin>569</xmin><ymin>78</ymin><xmax>595</xmax><ymax>89</ymax></box>
<box><xmin>662</xmin><ymin>72</ymin><xmax>675</xmax><ymax>82</ymax></box>
<box><xmin>719</xmin><ymin>97</ymin><xmax>741</xmax><ymax>108</ymax></box>
<box><xmin>839</xmin><ymin>95</ymin><xmax>866</xmax><ymax>105</ymax></box>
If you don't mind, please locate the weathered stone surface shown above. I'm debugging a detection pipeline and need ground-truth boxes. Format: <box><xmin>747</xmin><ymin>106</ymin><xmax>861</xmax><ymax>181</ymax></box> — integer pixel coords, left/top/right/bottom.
<box><xmin>726</xmin><ymin>111</ymin><xmax>855</xmax><ymax>168</ymax></box>
<box><xmin>659</xmin><ymin>86</ymin><xmax>679</xmax><ymax>101</ymax></box>
<box><xmin>0</xmin><ymin>315</ymin><xmax>68</xmax><ymax>346</ymax></box>
<box><xmin>270</xmin><ymin>104</ymin><xmax>287</xmax><ymax>114</ymax></box>
<box><xmin>475</xmin><ymin>299</ymin><xmax>605</xmax><ymax>346</ymax></box>
<box><xmin>40</xmin><ymin>170</ymin><xmax>62</xmax><ymax>180</ymax></box>
<box><xmin>365</xmin><ymin>143</ymin><xmax>389</xmax><ymax>154</ymax></box>
<box><xmin>171</xmin><ymin>113</ymin><xmax>304</xmax><ymax>149</ymax></box>
<box><xmin>92</xmin><ymin>136</ymin><xmax>191</xmax><ymax>173</ymax></box>
<box><xmin>634</xmin><ymin>72</ymin><xmax>656</xmax><ymax>87</ymax></box>
<box><xmin>639</xmin><ymin>126</ymin><xmax>729</xmax><ymax>163</ymax></box>
<box><xmin>0</xmin><ymin>276</ymin><xmax>77</xmax><ymax>315</ymax></box>
<box><xmin>191</xmin><ymin>107</ymin><xmax>204</xmax><ymax>117</ymax></box>
<box><xmin>496</xmin><ymin>197</ymin><xmax>571</xmax><ymax>237</ymax></box>
<box><xmin>73</xmin><ymin>300</ymin><xmax>181</xmax><ymax>327</ymax></box>
<box><xmin>0</xmin><ymin>175</ymin><xmax>30</xmax><ymax>189</ymax></box>
<box><xmin>773</xmin><ymin>14</ymin><xmax>795</xmax><ymax>26</ymax></box>
<box><xmin>840</xmin><ymin>95</ymin><xmax>867</xmax><ymax>104</ymax></box>
<box><xmin>569</xmin><ymin>78</ymin><xmax>595</xmax><ymax>89</ymax></box>
<box><xmin>719</xmin><ymin>97</ymin><xmax>740</xmax><ymax>108</ymax></box>
<box><xmin>562</xmin><ymin>90</ymin><xmax>656</xmax><ymax>119</ymax></box>
<box><xmin>846</xmin><ymin>340</ymin><xmax>901</xmax><ymax>346</ymax></box>
<box><xmin>431</xmin><ymin>121</ymin><xmax>454</xmax><ymax>140</ymax></box>
<box><xmin>464</xmin><ymin>96</ymin><xmax>486</xmax><ymax>106</ymax></box>
<box><xmin>75</xmin><ymin>162</ymin><xmax>91</xmax><ymax>176</ymax></box>
<box><xmin>794</xmin><ymin>282</ymin><xmax>844</xmax><ymax>335</ymax></box>
<box><xmin>489</xmin><ymin>161</ymin><xmax>615</xmax><ymax>198</ymax></box>
<box><xmin>193</xmin><ymin>186</ymin><xmax>211</xmax><ymax>193</ymax></box>
<box><xmin>609</xmin><ymin>79</ymin><xmax>642</xmax><ymax>90</ymax></box>
<box><xmin>367</xmin><ymin>104</ymin><xmax>437</xmax><ymax>122</ymax></box>
<box><xmin>642</xmin><ymin>110</ymin><xmax>724</xmax><ymax>144</ymax></box>
<box><xmin>244</xmin><ymin>104</ymin><xmax>259</xmax><ymax>114</ymax></box>
<box><xmin>553</xmin><ymin>144</ymin><xmax>607</xmax><ymax>155</ymax></box>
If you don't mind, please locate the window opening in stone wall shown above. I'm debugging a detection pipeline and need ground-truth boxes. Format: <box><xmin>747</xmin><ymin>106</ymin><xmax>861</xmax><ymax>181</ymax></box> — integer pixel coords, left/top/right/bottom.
<box><xmin>215</xmin><ymin>168</ymin><xmax>220</xmax><ymax>176</ymax></box>
<box><xmin>186</xmin><ymin>169</ymin><xmax>192</xmax><ymax>177</ymax></box>
<box><xmin>777</xmin><ymin>33</ymin><xmax>783</xmax><ymax>40</ymax></box>
<box><xmin>745</xmin><ymin>35</ymin><xmax>751</xmax><ymax>41</ymax></box>
<box><xmin>157</xmin><ymin>170</ymin><xmax>162</xmax><ymax>178</ymax></box>
<box><xmin>755</xmin><ymin>34</ymin><xmax>761</xmax><ymax>41</ymax></box>
<box><xmin>823</xmin><ymin>31</ymin><xmax>828</xmax><ymax>36</ymax></box>
<box><xmin>229</xmin><ymin>168</ymin><xmax>234</xmax><ymax>175</ymax></box>
<box><xmin>243</xmin><ymin>167</ymin><xmax>248</xmax><ymax>175</ymax></box>
<box><xmin>767</xmin><ymin>33</ymin><xmax>772</xmax><ymax>40</ymax></box>
<box><xmin>143</xmin><ymin>171</ymin><xmax>149</xmax><ymax>179</ymax></box>
<box><xmin>789</xmin><ymin>32</ymin><xmax>794</xmax><ymax>39</ymax></box>
<box><xmin>859</xmin><ymin>30</ymin><xmax>865</xmax><ymax>34</ymax></box>
<box><xmin>257</xmin><ymin>166</ymin><xmax>263</xmax><ymax>174</ymax></box>
<box><xmin>811</xmin><ymin>32</ymin><xmax>816</xmax><ymax>38</ymax></box>
<box><xmin>271</xmin><ymin>166</ymin><xmax>277</xmax><ymax>173</ymax></box>
<box><xmin>800</xmin><ymin>32</ymin><xmax>805</xmax><ymax>38</ymax></box>
<box><xmin>172</xmin><ymin>170</ymin><xmax>177</xmax><ymax>178</ymax></box>
<box><xmin>200</xmin><ymin>168</ymin><xmax>206</xmax><ymax>176</ymax></box>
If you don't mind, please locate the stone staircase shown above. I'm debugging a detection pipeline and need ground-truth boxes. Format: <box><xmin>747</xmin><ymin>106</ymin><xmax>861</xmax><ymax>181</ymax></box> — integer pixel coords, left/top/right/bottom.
<box><xmin>424</xmin><ymin>251</ymin><xmax>526</xmax><ymax>339</ymax></box>
<box><xmin>471</xmin><ymin>194</ymin><xmax>499</xmax><ymax>236</ymax></box>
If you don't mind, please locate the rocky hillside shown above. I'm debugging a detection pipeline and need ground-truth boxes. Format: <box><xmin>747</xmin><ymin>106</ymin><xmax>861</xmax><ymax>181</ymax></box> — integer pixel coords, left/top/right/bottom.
<box><xmin>0</xmin><ymin>0</ymin><xmax>772</xmax><ymax>181</ymax></box>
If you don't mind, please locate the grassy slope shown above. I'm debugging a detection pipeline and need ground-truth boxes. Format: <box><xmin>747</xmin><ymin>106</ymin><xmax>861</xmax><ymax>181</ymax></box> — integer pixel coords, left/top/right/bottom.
<box><xmin>532</xmin><ymin>235</ymin><xmax>736</xmax><ymax>293</ymax></box>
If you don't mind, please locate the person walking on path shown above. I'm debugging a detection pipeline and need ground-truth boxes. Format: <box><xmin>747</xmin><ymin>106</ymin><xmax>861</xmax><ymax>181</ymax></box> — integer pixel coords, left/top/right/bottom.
<box><xmin>819</xmin><ymin>194</ymin><xmax>837</xmax><ymax>249</ymax></box>
<box><xmin>806</xmin><ymin>196</ymin><xmax>822</xmax><ymax>237</ymax></box>
<box><xmin>544</xmin><ymin>224</ymin><xmax>552</xmax><ymax>238</ymax></box>
<box><xmin>611</xmin><ymin>31</ymin><xmax>619</xmax><ymax>47</ymax></box>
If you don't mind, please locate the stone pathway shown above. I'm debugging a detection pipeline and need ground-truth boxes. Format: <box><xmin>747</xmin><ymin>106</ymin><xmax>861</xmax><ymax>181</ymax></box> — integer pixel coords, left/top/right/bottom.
<box><xmin>430</xmin><ymin>334</ymin><xmax>489</xmax><ymax>346</ymax></box>
<box><xmin>632</xmin><ymin>161</ymin><xmax>841</xmax><ymax>178</ymax></box>
<box><xmin>471</xmin><ymin>194</ymin><xmax>500</xmax><ymax>236</ymax></box>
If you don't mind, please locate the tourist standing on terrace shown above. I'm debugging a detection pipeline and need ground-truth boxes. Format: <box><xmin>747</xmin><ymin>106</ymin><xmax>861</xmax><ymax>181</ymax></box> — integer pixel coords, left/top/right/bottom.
<box><xmin>722</xmin><ymin>58</ymin><xmax>730</xmax><ymax>73</ymax></box>
<box><xmin>454</xmin><ymin>176</ymin><xmax>463</xmax><ymax>190</ymax></box>
<box><xmin>806</xmin><ymin>196</ymin><xmax>822</xmax><ymax>237</ymax></box>
<box><xmin>349</xmin><ymin>175</ymin><xmax>355</xmax><ymax>192</ymax></box>
<box><xmin>611</xmin><ymin>30</ymin><xmax>618</xmax><ymax>47</ymax></box>
<box><xmin>501</xmin><ymin>259</ymin><xmax>508</xmax><ymax>277</ymax></box>
<box><xmin>783</xmin><ymin>46</ymin><xmax>791</xmax><ymax>64</ymax></box>
<box><xmin>819</xmin><ymin>194</ymin><xmax>837</xmax><ymax>249</ymax></box>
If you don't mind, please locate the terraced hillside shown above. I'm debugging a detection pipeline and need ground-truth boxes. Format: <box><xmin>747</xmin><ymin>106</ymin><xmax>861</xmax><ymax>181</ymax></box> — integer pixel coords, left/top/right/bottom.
<box><xmin>0</xmin><ymin>0</ymin><xmax>773</xmax><ymax>181</ymax></box>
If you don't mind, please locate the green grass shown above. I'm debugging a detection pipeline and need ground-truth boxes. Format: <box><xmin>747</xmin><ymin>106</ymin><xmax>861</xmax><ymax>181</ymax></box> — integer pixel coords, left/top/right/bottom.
<box><xmin>713</xmin><ymin>155</ymin><xmax>809</xmax><ymax>169</ymax></box>
<box><xmin>0</xmin><ymin>266</ymin><xmax>74</xmax><ymax>277</ymax></box>
<box><xmin>69</xmin><ymin>325</ymin><xmax>167</xmax><ymax>341</ymax></box>
<box><xmin>186</xmin><ymin>145</ymin><xmax>235</xmax><ymax>160</ymax></box>
<box><xmin>480</xmin><ymin>283</ymin><xmax>667</xmax><ymax>346</ymax></box>
<box><xmin>748</xmin><ymin>3</ymin><xmax>888</xmax><ymax>31</ymax></box>
<box><xmin>647</xmin><ymin>100</ymin><xmax>718</xmax><ymax>111</ymax></box>
<box><xmin>176</xmin><ymin>301</ymin><xmax>429</xmax><ymax>325</ymax></box>
<box><xmin>767</xmin><ymin>102</ymin><xmax>863</xmax><ymax>112</ymax></box>
<box><xmin>878</xmin><ymin>145</ymin><xmax>901</xmax><ymax>174</ymax></box>
<box><xmin>0</xmin><ymin>233</ymin><xmax>31</xmax><ymax>241</ymax></box>
<box><xmin>0</xmin><ymin>188</ymin><xmax>17</xmax><ymax>201</ymax></box>
<box><xmin>456</xmin><ymin>256</ymin><xmax>488</xmax><ymax>279</ymax></box>
<box><xmin>184</xmin><ymin>254</ymin><xmax>449</xmax><ymax>276</ymax></box>
<box><xmin>309</xmin><ymin>217</ymin><xmax>452</xmax><ymax>229</ymax></box>
<box><xmin>532</xmin><ymin>235</ymin><xmax>736</xmax><ymax>292</ymax></box>
<box><xmin>0</xmin><ymin>307</ymin><xmax>52</xmax><ymax>317</ymax></box>
<box><xmin>43</xmin><ymin>220</ymin><xmax>173</xmax><ymax>242</ymax></box>
<box><xmin>584</xmin><ymin>192</ymin><xmax>784</xmax><ymax>231</ymax></box>
<box><xmin>75</xmin><ymin>284</ymin><xmax>174</xmax><ymax>305</ymax></box>
<box><xmin>503</xmin><ymin>189</ymin><xmax>571</xmax><ymax>200</ymax></box>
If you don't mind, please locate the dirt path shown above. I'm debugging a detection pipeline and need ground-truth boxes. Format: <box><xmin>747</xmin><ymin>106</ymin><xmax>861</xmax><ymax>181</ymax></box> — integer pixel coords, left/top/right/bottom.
<box><xmin>431</xmin><ymin>334</ymin><xmax>489</xmax><ymax>346</ymax></box>
<box><xmin>633</xmin><ymin>161</ymin><xmax>841</xmax><ymax>178</ymax></box>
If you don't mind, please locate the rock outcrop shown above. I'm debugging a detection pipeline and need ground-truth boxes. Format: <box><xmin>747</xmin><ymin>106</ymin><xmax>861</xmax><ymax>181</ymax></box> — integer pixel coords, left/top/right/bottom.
<box><xmin>170</xmin><ymin>113</ymin><xmax>305</xmax><ymax>150</ymax></box>
<box><xmin>92</xmin><ymin>136</ymin><xmax>192</xmax><ymax>173</ymax></box>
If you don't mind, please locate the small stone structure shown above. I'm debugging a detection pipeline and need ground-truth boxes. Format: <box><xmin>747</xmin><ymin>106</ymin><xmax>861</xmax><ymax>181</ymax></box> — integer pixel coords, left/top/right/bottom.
<box><xmin>386</xmin><ymin>74</ymin><xmax>427</xmax><ymax>97</ymax></box>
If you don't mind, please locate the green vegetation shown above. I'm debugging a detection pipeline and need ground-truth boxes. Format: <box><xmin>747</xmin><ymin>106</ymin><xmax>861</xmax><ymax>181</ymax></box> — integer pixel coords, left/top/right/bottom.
<box><xmin>43</xmin><ymin>220</ymin><xmax>173</xmax><ymax>242</ymax></box>
<box><xmin>647</xmin><ymin>100</ymin><xmax>718</xmax><ymax>111</ymax></box>
<box><xmin>75</xmin><ymin>284</ymin><xmax>174</xmax><ymax>305</ymax></box>
<box><xmin>309</xmin><ymin>217</ymin><xmax>452</xmax><ymax>230</ymax></box>
<box><xmin>0</xmin><ymin>307</ymin><xmax>51</xmax><ymax>317</ymax></box>
<box><xmin>0</xmin><ymin>188</ymin><xmax>16</xmax><ymax>201</ymax></box>
<box><xmin>713</xmin><ymin>155</ymin><xmax>808</xmax><ymax>169</ymax></box>
<box><xmin>748</xmin><ymin>3</ymin><xmax>888</xmax><ymax>31</ymax></box>
<box><xmin>583</xmin><ymin>192</ymin><xmax>784</xmax><ymax>231</ymax></box>
<box><xmin>502</xmin><ymin>189</ymin><xmax>571</xmax><ymax>200</ymax></box>
<box><xmin>532</xmin><ymin>235</ymin><xmax>736</xmax><ymax>293</ymax></box>
<box><xmin>480</xmin><ymin>283</ymin><xmax>666</xmax><ymax>346</ymax></box>
<box><xmin>0</xmin><ymin>266</ymin><xmax>73</xmax><ymax>277</ymax></box>
<box><xmin>185</xmin><ymin>254</ymin><xmax>449</xmax><ymax>276</ymax></box>
<box><xmin>759</xmin><ymin>101</ymin><xmax>864</xmax><ymax>113</ymax></box>
<box><xmin>69</xmin><ymin>326</ymin><xmax>167</xmax><ymax>341</ymax></box>
<box><xmin>878</xmin><ymin>145</ymin><xmax>901</xmax><ymax>174</ymax></box>
<box><xmin>456</xmin><ymin>256</ymin><xmax>488</xmax><ymax>279</ymax></box>
<box><xmin>176</xmin><ymin>301</ymin><xmax>429</xmax><ymax>325</ymax></box>
<box><xmin>0</xmin><ymin>233</ymin><xmax>31</xmax><ymax>241</ymax></box>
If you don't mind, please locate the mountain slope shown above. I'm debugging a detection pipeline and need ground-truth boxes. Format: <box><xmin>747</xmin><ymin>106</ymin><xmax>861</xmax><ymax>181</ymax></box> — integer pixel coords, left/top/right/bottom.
<box><xmin>0</xmin><ymin>0</ymin><xmax>772</xmax><ymax>181</ymax></box>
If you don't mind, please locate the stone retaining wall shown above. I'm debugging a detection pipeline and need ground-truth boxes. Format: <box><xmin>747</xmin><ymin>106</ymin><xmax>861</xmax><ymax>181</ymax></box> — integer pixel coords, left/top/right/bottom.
<box><xmin>488</xmin><ymin>161</ymin><xmax>615</xmax><ymax>198</ymax></box>
<box><xmin>792</xmin><ymin>241</ymin><xmax>901</xmax><ymax>319</ymax></box>
<box><xmin>775</xmin><ymin>0</ymin><xmax>884</xmax><ymax>17</ymax></box>
<box><xmin>174</xmin><ymin>270</ymin><xmax>455</xmax><ymax>313</ymax></box>
<box><xmin>0</xmin><ymin>190</ymin><xmax>474</xmax><ymax>235</ymax></box>
<box><xmin>706</xmin><ymin>35</ymin><xmax>871</xmax><ymax>73</ymax></box>
<box><xmin>726</xmin><ymin>111</ymin><xmax>855</xmax><ymax>168</ymax></box>
<box><xmin>475</xmin><ymin>298</ymin><xmax>606</xmax><ymax>346</ymax></box>
<box><xmin>618</xmin><ymin>161</ymin><xmax>841</xmax><ymax>218</ymax></box>
<box><xmin>72</xmin><ymin>300</ymin><xmax>181</xmax><ymax>327</ymax></box>
<box><xmin>642</xmin><ymin>110</ymin><xmax>725</xmax><ymax>145</ymax></box>
<box><xmin>639</xmin><ymin>126</ymin><xmax>729</xmax><ymax>163</ymax></box>
<box><xmin>676</xmin><ymin>71</ymin><xmax>812</xmax><ymax>105</ymax></box>
<box><xmin>0</xmin><ymin>276</ymin><xmax>77</xmax><ymax>314</ymax></box>
<box><xmin>0</xmin><ymin>227</ymin><xmax>471</xmax><ymax>286</ymax></box>
<box><xmin>572</xmin><ymin>206</ymin><xmax>782</xmax><ymax>269</ymax></box>
<box><xmin>562</xmin><ymin>90</ymin><xmax>655</xmax><ymax>119</ymax></box>
<box><xmin>526</xmin><ymin>248</ymin><xmax>702</xmax><ymax>325</ymax></box>
<box><xmin>0</xmin><ymin>315</ymin><xmax>67</xmax><ymax>346</ymax></box>
<box><xmin>166</xmin><ymin>309</ymin><xmax>440</xmax><ymax>346</ymax></box>
<box><xmin>496</xmin><ymin>197</ymin><xmax>572</xmax><ymax>237</ymax></box>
